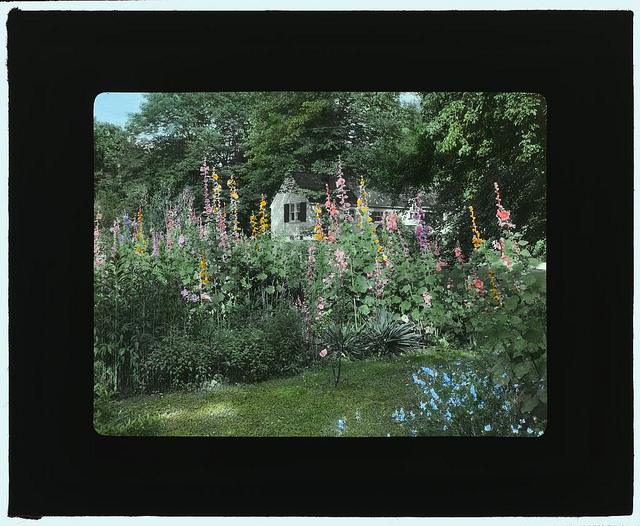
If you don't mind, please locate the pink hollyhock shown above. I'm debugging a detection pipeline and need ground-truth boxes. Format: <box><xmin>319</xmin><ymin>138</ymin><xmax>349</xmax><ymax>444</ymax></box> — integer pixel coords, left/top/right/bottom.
<box><xmin>201</xmin><ymin>293</ymin><xmax>211</xmax><ymax>301</ymax></box>
<box><xmin>422</xmin><ymin>291</ymin><xmax>432</xmax><ymax>305</ymax></box>
<box><xmin>497</xmin><ymin>209</ymin><xmax>510</xmax><ymax>222</ymax></box>
<box><xmin>319</xmin><ymin>349</ymin><xmax>328</xmax><ymax>358</ymax></box>
<box><xmin>474</xmin><ymin>279</ymin><xmax>483</xmax><ymax>289</ymax></box>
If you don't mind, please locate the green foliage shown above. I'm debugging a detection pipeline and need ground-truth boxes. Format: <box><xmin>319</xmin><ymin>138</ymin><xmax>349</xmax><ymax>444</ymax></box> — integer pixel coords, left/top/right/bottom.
<box><xmin>141</xmin><ymin>334</ymin><xmax>217</xmax><ymax>391</ymax></box>
<box><xmin>93</xmin><ymin>383</ymin><xmax>161</xmax><ymax>436</ymax></box>
<box><xmin>214</xmin><ymin>307</ymin><xmax>308</xmax><ymax>383</ymax></box>
<box><xmin>363</xmin><ymin>310</ymin><xmax>421</xmax><ymax>356</ymax></box>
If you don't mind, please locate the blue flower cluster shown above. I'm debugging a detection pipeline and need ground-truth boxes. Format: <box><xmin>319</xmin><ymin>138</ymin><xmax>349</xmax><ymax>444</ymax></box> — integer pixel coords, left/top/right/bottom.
<box><xmin>391</xmin><ymin>361</ymin><xmax>546</xmax><ymax>437</ymax></box>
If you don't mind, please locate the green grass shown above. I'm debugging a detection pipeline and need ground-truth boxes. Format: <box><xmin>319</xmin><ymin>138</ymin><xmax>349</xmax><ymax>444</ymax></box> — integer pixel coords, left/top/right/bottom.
<box><xmin>97</xmin><ymin>348</ymin><xmax>478</xmax><ymax>437</ymax></box>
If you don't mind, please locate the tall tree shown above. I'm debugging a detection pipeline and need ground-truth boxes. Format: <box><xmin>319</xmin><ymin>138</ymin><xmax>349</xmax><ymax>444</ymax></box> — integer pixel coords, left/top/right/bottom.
<box><xmin>414</xmin><ymin>92</ymin><xmax>547</xmax><ymax>253</ymax></box>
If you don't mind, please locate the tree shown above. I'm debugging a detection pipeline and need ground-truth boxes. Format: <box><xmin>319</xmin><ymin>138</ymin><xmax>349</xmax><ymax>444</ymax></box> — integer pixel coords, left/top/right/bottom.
<box><xmin>413</xmin><ymin>92</ymin><xmax>547</xmax><ymax>254</ymax></box>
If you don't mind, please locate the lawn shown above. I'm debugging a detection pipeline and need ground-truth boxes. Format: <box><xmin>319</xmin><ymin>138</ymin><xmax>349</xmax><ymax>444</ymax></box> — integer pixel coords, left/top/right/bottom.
<box><xmin>96</xmin><ymin>348</ymin><xmax>479</xmax><ymax>437</ymax></box>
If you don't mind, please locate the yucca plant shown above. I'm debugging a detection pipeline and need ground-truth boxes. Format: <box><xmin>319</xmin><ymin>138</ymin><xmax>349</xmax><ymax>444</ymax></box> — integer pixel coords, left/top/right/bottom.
<box><xmin>364</xmin><ymin>310</ymin><xmax>421</xmax><ymax>356</ymax></box>
<box><xmin>322</xmin><ymin>323</ymin><xmax>364</xmax><ymax>387</ymax></box>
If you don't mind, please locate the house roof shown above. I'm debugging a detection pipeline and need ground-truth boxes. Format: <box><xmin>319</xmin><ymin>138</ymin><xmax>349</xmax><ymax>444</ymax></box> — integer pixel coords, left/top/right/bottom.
<box><xmin>281</xmin><ymin>172</ymin><xmax>422</xmax><ymax>210</ymax></box>
<box><xmin>289</xmin><ymin>172</ymin><xmax>333</xmax><ymax>192</ymax></box>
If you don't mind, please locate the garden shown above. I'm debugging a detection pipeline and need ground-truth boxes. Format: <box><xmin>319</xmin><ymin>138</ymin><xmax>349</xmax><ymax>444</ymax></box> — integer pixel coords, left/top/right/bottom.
<box><xmin>94</xmin><ymin>150</ymin><xmax>547</xmax><ymax>438</ymax></box>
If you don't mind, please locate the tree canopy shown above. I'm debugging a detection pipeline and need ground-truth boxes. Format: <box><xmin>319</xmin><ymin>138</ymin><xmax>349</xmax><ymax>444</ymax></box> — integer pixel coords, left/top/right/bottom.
<box><xmin>94</xmin><ymin>91</ymin><xmax>546</xmax><ymax>256</ymax></box>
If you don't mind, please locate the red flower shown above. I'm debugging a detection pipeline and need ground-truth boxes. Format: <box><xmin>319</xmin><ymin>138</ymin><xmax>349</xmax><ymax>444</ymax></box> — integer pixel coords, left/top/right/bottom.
<box><xmin>497</xmin><ymin>209</ymin><xmax>510</xmax><ymax>221</ymax></box>
<box><xmin>474</xmin><ymin>279</ymin><xmax>483</xmax><ymax>289</ymax></box>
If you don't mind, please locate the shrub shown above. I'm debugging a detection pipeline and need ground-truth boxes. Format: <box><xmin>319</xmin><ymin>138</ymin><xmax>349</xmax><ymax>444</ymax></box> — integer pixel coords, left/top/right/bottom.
<box><xmin>141</xmin><ymin>333</ymin><xmax>218</xmax><ymax>391</ymax></box>
<box><xmin>213</xmin><ymin>307</ymin><xmax>308</xmax><ymax>383</ymax></box>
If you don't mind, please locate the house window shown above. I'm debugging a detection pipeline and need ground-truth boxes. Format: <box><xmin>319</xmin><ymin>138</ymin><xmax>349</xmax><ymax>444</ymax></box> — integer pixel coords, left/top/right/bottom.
<box><xmin>371</xmin><ymin>211</ymin><xmax>384</xmax><ymax>222</ymax></box>
<box><xmin>290</xmin><ymin>202</ymin><xmax>301</xmax><ymax>222</ymax></box>
<box><xmin>284</xmin><ymin>202</ymin><xmax>307</xmax><ymax>223</ymax></box>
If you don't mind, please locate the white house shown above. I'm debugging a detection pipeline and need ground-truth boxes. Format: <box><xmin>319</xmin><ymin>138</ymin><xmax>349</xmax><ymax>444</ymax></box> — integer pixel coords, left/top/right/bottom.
<box><xmin>270</xmin><ymin>172</ymin><xmax>432</xmax><ymax>239</ymax></box>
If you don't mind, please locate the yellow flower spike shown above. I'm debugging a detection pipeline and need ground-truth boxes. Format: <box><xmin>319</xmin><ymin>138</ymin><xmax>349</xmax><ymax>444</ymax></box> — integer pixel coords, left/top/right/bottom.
<box><xmin>367</xmin><ymin>216</ymin><xmax>372</xmax><ymax>222</ymax></box>
<box><xmin>136</xmin><ymin>247</ymin><xmax>142</xmax><ymax>253</ymax></box>
<box><xmin>357</xmin><ymin>198</ymin><xmax>362</xmax><ymax>206</ymax></box>
<box><xmin>203</xmin><ymin>279</ymin><xmax>209</xmax><ymax>285</ymax></box>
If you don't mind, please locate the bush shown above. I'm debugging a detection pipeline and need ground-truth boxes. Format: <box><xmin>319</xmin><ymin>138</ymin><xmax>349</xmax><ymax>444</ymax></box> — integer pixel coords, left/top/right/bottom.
<box><xmin>141</xmin><ymin>333</ymin><xmax>218</xmax><ymax>391</ymax></box>
<box><xmin>214</xmin><ymin>307</ymin><xmax>308</xmax><ymax>383</ymax></box>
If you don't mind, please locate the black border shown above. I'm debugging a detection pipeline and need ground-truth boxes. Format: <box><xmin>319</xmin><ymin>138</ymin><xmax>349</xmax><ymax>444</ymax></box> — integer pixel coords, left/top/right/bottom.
<box><xmin>7</xmin><ymin>9</ymin><xmax>634</xmax><ymax>518</ymax></box>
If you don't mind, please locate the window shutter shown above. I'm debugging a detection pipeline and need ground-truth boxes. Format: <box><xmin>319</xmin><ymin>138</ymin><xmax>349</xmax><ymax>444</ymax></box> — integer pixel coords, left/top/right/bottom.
<box><xmin>284</xmin><ymin>203</ymin><xmax>290</xmax><ymax>223</ymax></box>
<box><xmin>299</xmin><ymin>202</ymin><xmax>307</xmax><ymax>222</ymax></box>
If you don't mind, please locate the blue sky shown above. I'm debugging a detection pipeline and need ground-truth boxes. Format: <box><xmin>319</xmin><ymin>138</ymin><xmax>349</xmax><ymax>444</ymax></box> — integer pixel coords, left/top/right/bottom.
<box><xmin>94</xmin><ymin>92</ymin><xmax>419</xmax><ymax>127</ymax></box>
<box><xmin>94</xmin><ymin>92</ymin><xmax>146</xmax><ymax>127</ymax></box>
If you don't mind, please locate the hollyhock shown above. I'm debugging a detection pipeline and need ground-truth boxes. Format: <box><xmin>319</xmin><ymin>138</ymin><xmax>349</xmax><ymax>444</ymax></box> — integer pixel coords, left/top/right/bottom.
<box><xmin>468</xmin><ymin>206</ymin><xmax>483</xmax><ymax>249</ymax></box>
<box><xmin>320</xmin><ymin>349</ymin><xmax>328</xmax><ymax>358</ymax></box>
<box><xmin>454</xmin><ymin>240</ymin><xmax>465</xmax><ymax>265</ymax></box>
<box><xmin>335</xmin><ymin>159</ymin><xmax>351</xmax><ymax>219</ymax></box>
<box><xmin>422</xmin><ymin>291</ymin><xmax>432</xmax><ymax>305</ymax></box>
<box><xmin>166</xmin><ymin>208</ymin><xmax>174</xmax><ymax>248</ymax></box>
<box><xmin>202</xmin><ymin>158</ymin><xmax>212</xmax><ymax>216</ymax></box>
<box><xmin>500</xmin><ymin>238</ymin><xmax>512</xmax><ymax>267</ymax></box>
<box><xmin>152</xmin><ymin>231</ymin><xmax>159</xmax><ymax>257</ymax></box>
<box><xmin>494</xmin><ymin>181</ymin><xmax>515</xmax><ymax>229</ymax></box>
<box><xmin>316</xmin><ymin>296</ymin><xmax>325</xmax><ymax>321</ymax></box>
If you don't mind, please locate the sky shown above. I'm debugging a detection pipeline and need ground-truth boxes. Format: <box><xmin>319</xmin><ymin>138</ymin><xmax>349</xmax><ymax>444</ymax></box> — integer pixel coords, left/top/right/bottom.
<box><xmin>94</xmin><ymin>92</ymin><xmax>146</xmax><ymax>127</ymax></box>
<box><xmin>94</xmin><ymin>92</ymin><xmax>420</xmax><ymax>127</ymax></box>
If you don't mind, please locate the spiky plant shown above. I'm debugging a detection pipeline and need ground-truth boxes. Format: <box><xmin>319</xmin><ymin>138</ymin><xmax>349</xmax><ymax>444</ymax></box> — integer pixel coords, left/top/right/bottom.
<box><xmin>323</xmin><ymin>323</ymin><xmax>364</xmax><ymax>387</ymax></box>
<box><xmin>365</xmin><ymin>310</ymin><xmax>420</xmax><ymax>356</ymax></box>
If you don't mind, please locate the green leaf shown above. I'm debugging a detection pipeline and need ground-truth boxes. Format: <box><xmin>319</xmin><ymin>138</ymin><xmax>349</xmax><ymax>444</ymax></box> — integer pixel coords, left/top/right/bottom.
<box><xmin>514</xmin><ymin>362</ymin><xmax>529</xmax><ymax>378</ymax></box>
<box><xmin>256</xmin><ymin>273</ymin><xmax>268</xmax><ymax>281</ymax></box>
<box><xmin>400</xmin><ymin>300</ymin><xmax>411</xmax><ymax>312</ymax></box>
<box><xmin>359</xmin><ymin>304</ymin><xmax>370</xmax><ymax>315</ymax></box>
<box><xmin>521</xmin><ymin>396</ymin><xmax>539</xmax><ymax>413</ymax></box>
<box><xmin>410</xmin><ymin>309</ymin><xmax>421</xmax><ymax>321</ymax></box>
<box><xmin>266</xmin><ymin>285</ymin><xmax>275</xmax><ymax>294</ymax></box>
<box><xmin>222</xmin><ymin>282</ymin><xmax>235</xmax><ymax>292</ymax></box>
<box><xmin>503</xmin><ymin>296</ymin><xmax>519</xmax><ymax>312</ymax></box>
<box><xmin>211</xmin><ymin>293</ymin><xmax>224</xmax><ymax>304</ymax></box>
<box><xmin>528</xmin><ymin>258</ymin><xmax>541</xmax><ymax>268</ymax></box>
<box><xmin>354</xmin><ymin>276</ymin><xmax>369</xmax><ymax>293</ymax></box>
